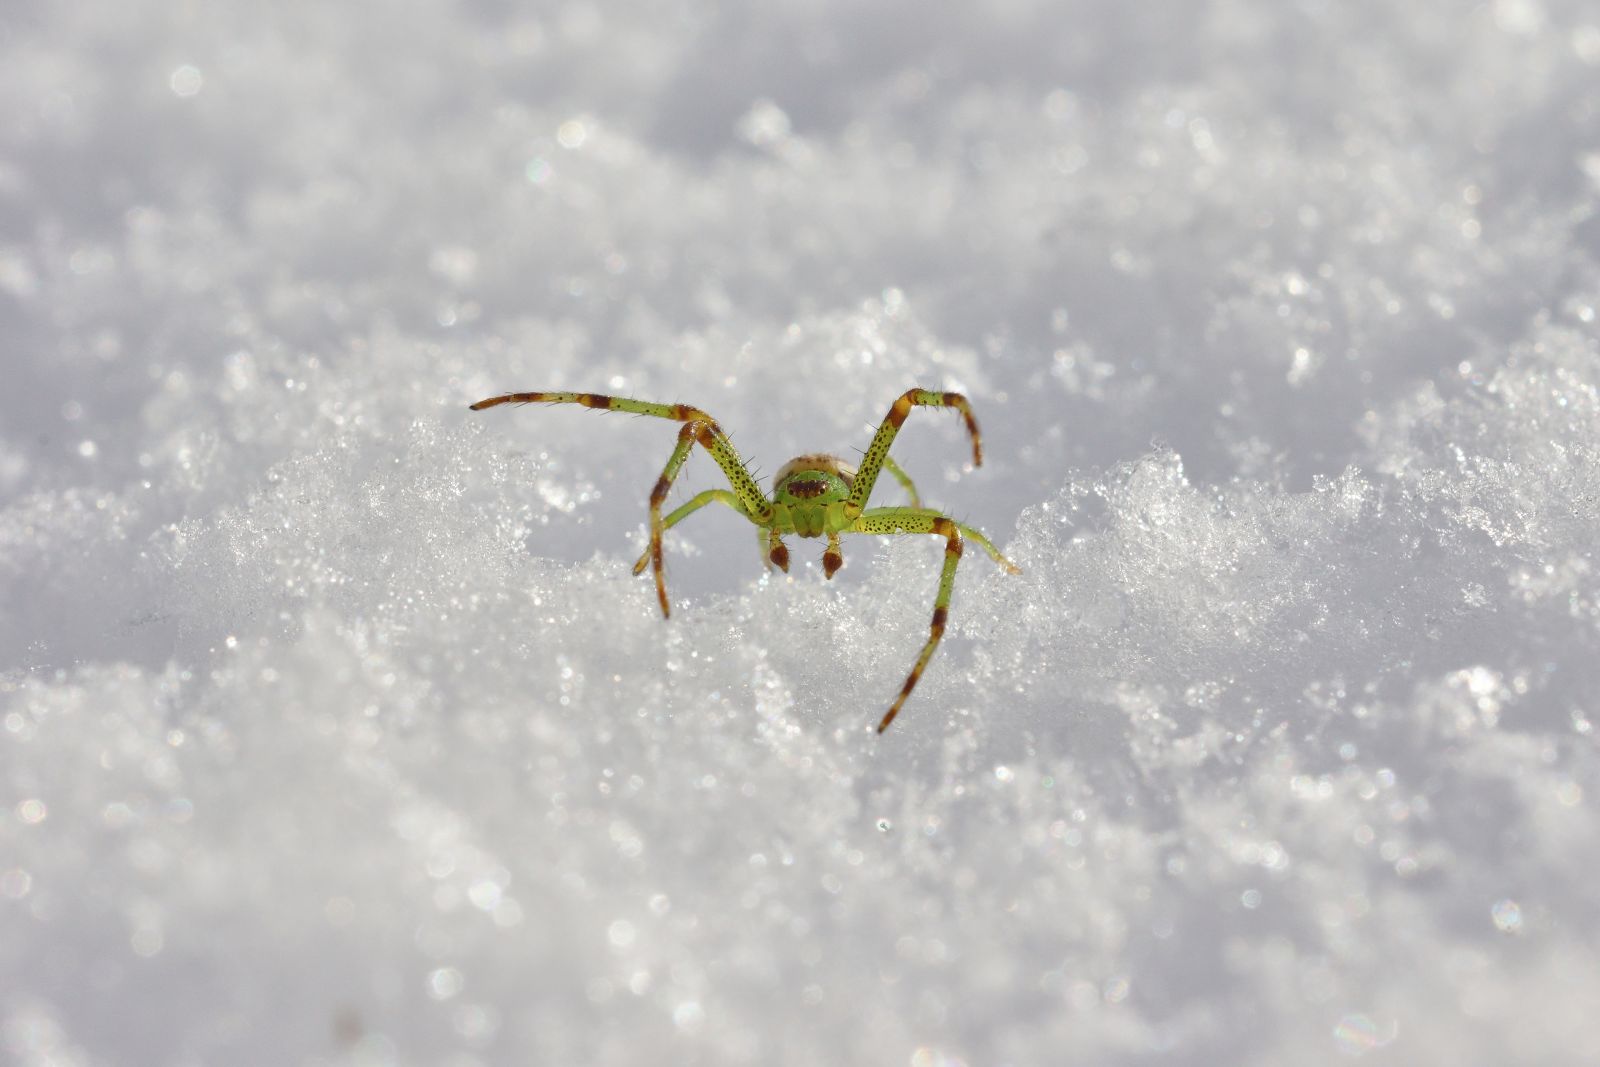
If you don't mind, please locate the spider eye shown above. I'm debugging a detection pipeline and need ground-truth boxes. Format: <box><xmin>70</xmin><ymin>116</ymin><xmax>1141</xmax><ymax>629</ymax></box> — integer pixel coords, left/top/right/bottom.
<box><xmin>786</xmin><ymin>478</ymin><xmax>828</xmax><ymax>499</ymax></box>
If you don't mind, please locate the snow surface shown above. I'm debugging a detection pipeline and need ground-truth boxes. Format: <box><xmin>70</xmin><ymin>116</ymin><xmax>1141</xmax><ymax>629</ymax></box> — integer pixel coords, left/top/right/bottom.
<box><xmin>4</xmin><ymin>1</ymin><xmax>1600</xmax><ymax>1064</ymax></box>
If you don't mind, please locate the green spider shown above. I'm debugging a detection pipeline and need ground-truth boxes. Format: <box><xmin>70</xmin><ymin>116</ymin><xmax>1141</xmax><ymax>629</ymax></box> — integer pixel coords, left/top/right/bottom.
<box><xmin>469</xmin><ymin>387</ymin><xmax>1020</xmax><ymax>732</ymax></box>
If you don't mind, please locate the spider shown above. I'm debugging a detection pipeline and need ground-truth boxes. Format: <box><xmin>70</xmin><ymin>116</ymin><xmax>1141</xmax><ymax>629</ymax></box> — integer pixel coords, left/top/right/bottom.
<box><xmin>469</xmin><ymin>387</ymin><xmax>1020</xmax><ymax>732</ymax></box>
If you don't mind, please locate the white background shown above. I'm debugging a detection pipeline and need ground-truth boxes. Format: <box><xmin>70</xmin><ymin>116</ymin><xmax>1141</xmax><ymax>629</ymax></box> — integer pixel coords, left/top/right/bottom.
<box><xmin>3</xmin><ymin>1</ymin><xmax>1599</xmax><ymax>1064</ymax></box>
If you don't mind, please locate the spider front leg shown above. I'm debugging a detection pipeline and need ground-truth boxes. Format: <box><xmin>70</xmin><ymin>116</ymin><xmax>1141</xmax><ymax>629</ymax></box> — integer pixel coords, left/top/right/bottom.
<box><xmin>639</xmin><ymin>424</ymin><xmax>699</xmax><ymax>615</ymax></box>
<box><xmin>470</xmin><ymin>391</ymin><xmax>774</xmax><ymax>617</ymax></box>
<box><xmin>848</xmin><ymin>389</ymin><xmax>983</xmax><ymax>513</ymax></box>
<box><xmin>847</xmin><ymin>508</ymin><xmax>967</xmax><ymax>732</ymax></box>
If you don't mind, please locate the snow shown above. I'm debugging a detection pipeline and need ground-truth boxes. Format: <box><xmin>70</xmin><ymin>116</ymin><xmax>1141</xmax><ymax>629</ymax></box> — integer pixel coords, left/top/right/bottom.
<box><xmin>4</xmin><ymin>1</ymin><xmax>1600</xmax><ymax>1064</ymax></box>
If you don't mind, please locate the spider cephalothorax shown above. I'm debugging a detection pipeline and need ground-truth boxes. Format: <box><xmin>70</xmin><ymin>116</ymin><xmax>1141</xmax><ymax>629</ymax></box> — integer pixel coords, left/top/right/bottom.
<box><xmin>771</xmin><ymin>454</ymin><xmax>855</xmax><ymax>544</ymax></box>
<box><xmin>470</xmin><ymin>387</ymin><xmax>1019</xmax><ymax>732</ymax></box>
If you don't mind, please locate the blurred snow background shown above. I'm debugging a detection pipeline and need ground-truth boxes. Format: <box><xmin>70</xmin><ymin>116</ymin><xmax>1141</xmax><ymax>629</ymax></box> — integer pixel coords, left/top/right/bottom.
<box><xmin>4</xmin><ymin>0</ymin><xmax>1600</xmax><ymax>1063</ymax></box>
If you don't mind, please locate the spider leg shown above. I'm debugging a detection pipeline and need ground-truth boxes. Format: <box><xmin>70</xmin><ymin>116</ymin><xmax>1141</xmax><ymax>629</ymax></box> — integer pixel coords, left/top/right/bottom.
<box><xmin>641</xmin><ymin>425</ymin><xmax>697</xmax><ymax>616</ymax></box>
<box><xmin>846</xmin><ymin>507</ymin><xmax>968</xmax><ymax>732</ymax></box>
<box><xmin>940</xmin><ymin>511</ymin><xmax>1017</xmax><ymax>572</ymax></box>
<box><xmin>469</xmin><ymin>391</ymin><xmax>772</xmax><ymax>520</ymax></box>
<box><xmin>852</xmin><ymin>506</ymin><xmax>1020</xmax><ymax>572</ymax></box>
<box><xmin>470</xmin><ymin>391</ymin><xmax>775</xmax><ymax>617</ymax></box>
<box><xmin>882</xmin><ymin>455</ymin><xmax>922</xmax><ymax>509</ymax></box>
<box><xmin>847</xmin><ymin>389</ymin><xmax>983</xmax><ymax>513</ymax></box>
<box><xmin>631</xmin><ymin>489</ymin><xmax>749</xmax><ymax>575</ymax></box>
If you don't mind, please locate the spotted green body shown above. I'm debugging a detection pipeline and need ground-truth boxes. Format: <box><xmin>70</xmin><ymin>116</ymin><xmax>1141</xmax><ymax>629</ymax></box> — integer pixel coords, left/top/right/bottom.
<box><xmin>469</xmin><ymin>387</ymin><xmax>1019</xmax><ymax>732</ymax></box>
